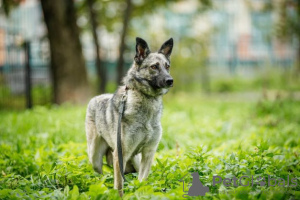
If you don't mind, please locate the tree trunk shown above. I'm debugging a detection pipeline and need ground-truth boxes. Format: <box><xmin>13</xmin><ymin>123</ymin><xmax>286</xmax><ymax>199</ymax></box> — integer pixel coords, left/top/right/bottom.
<box><xmin>297</xmin><ymin>44</ymin><xmax>300</xmax><ymax>74</ymax></box>
<box><xmin>87</xmin><ymin>0</ymin><xmax>107</xmax><ymax>94</ymax></box>
<box><xmin>298</xmin><ymin>3</ymin><xmax>300</xmax><ymax>74</ymax></box>
<box><xmin>116</xmin><ymin>0</ymin><xmax>132</xmax><ymax>84</ymax></box>
<box><xmin>41</xmin><ymin>0</ymin><xmax>89</xmax><ymax>104</ymax></box>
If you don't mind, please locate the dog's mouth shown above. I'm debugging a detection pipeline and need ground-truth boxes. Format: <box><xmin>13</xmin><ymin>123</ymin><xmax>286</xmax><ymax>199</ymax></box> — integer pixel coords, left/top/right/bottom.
<box><xmin>165</xmin><ymin>83</ymin><xmax>173</xmax><ymax>88</ymax></box>
<box><xmin>153</xmin><ymin>83</ymin><xmax>173</xmax><ymax>90</ymax></box>
<box><xmin>160</xmin><ymin>85</ymin><xmax>173</xmax><ymax>89</ymax></box>
<box><xmin>158</xmin><ymin>82</ymin><xmax>174</xmax><ymax>89</ymax></box>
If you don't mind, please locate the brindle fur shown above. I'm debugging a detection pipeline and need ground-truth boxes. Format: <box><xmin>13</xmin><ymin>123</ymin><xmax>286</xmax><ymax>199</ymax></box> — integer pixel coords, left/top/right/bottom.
<box><xmin>85</xmin><ymin>37</ymin><xmax>174</xmax><ymax>196</ymax></box>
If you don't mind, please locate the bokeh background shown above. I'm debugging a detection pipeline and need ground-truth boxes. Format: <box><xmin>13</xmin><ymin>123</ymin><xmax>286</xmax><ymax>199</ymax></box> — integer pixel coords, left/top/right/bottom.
<box><xmin>0</xmin><ymin>0</ymin><xmax>299</xmax><ymax>199</ymax></box>
<box><xmin>0</xmin><ymin>0</ymin><xmax>299</xmax><ymax>108</ymax></box>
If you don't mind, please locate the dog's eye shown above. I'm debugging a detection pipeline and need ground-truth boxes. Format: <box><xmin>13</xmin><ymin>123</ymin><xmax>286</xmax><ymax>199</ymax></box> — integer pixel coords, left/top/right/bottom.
<box><xmin>150</xmin><ymin>64</ymin><xmax>159</xmax><ymax>70</ymax></box>
<box><xmin>166</xmin><ymin>65</ymin><xmax>170</xmax><ymax>70</ymax></box>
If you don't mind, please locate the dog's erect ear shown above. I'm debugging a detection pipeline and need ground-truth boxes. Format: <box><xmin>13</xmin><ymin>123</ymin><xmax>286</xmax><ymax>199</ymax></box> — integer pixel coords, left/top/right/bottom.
<box><xmin>158</xmin><ymin>38</ymin><xmax>173</xmax><ymax>59</ymax></box>
<box><xmin>134</xmin><ymin>37</ymin><xmax>151</xmax><ymax>65</ymax></box>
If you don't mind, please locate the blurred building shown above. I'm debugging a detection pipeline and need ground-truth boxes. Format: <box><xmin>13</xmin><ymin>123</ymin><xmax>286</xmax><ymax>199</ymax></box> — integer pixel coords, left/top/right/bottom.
<box><xmin>208</xmin><ymin>0</ymin><xmax>297</xmax><ymax>75</ymax></box>
<box><xmin>165</xmin><ymin>0</ymin><xmax>297</xmax><ymax>76</ymax></box>
<box><xmin>0</xmin><ymin>0</ymin><xmax>298</xmax><ymax>90</ymax></box>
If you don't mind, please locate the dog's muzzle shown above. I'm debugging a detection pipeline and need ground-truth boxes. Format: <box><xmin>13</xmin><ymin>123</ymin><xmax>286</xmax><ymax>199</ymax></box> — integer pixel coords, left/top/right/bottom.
<box><xmin>165</xmin><ymin>78</ymin><xmax>173</xmax><ymax>87</ymax></box>
<box><xmin>156</xmin><ymin>77</ymin><xmax>174</xmax><ymax>89</ymax></box>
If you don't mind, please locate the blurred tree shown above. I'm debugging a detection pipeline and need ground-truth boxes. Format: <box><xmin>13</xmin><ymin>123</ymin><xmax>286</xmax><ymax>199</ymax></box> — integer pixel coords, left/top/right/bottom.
<box><xmin>87</xmin><ymin>0</ymin><xmax>107</xmax><ymax>93</ymax></box>
<box><xmin>116</xmin><ymin>0</ymin><xmax>132</xmax><ymax>84</ymax></box>
<box><xmin>275</xmin><ymin>0</ymin><xmax>299</xmax><ymax>73</ymax></box>
<box><xmin>41</xmin><ymin>0</ymin><xmax>89</xmax><ymax>104</ymax></box>
<box><xmin>77</xmin><ymin>0</ymin><xmax>212</xmax><ymax>88</ymax></box>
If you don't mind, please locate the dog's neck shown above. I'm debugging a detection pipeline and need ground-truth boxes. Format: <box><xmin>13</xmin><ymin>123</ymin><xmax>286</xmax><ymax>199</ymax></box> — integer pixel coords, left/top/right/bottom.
<box><xmin>123</xmin><ymin>71</ymin><xmax>164</xmax><ymax>99</ymax></box>
<box><xmin>122</xmin><ymin>83</ymin><xmax>163</xmax><ymax>117</ymax></box>
<box><xmin>125</xmin><ymin>83</ymin><xmax>162</xmax><ymax>100</ymax></box>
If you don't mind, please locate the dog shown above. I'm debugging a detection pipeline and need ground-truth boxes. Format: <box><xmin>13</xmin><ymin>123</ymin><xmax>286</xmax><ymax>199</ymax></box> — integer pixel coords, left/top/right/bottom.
<box><xmin>85</xmin><ymin>37</ymin><xmax>174</xmax><ymax>196</ymax></box>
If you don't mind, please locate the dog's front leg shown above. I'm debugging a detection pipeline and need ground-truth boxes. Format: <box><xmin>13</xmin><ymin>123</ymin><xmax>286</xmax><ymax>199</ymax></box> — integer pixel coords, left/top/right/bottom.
<box><xmin>113</xmin><ymin>150</ymin><xmax>126</xmax><ymax>197</ymax></box>
<box><xmin>138</xmin><ymin>149</ymin><xmax>156</xmax><ymax>181</ymax></box>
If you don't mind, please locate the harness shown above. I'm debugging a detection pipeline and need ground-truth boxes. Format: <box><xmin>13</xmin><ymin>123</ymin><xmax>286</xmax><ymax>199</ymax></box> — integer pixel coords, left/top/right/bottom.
<box><xmin>117</xmin><ymin>86</ymin><xmax>129</xmax><ymax>182</ymax></box>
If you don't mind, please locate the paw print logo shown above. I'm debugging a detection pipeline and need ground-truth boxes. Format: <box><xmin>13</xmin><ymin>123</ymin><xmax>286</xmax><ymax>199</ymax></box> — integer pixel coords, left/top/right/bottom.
<box><xmin>256</xmin><ymin>176</ymin><xmax>266</xmax><ymax>186</ymax></box>
<box><xmin>260</xmin><ymin>181</ymin><xmax>266</xmax><ymax>186</ymax></box>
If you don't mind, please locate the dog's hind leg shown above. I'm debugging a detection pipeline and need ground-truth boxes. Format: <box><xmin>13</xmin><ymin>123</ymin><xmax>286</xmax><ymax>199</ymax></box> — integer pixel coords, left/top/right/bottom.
<box><xmin>86</xmin><ymin>117</ymin><xmax>108</xmax><ymax>174</ymax></box>
<box><xmin>106</xmin><ymin>149</ymin><xmax>113</xmax><ymax>166</ymax></box>
<box><xmin>124</xmin><ymin>154</ymin><xmax>141</xmax><ymax>174</ymax></box>
<box><xmin>91</xmin><ymin>136</ymin><xmax>108</xmax><ymax>174</ymax></box>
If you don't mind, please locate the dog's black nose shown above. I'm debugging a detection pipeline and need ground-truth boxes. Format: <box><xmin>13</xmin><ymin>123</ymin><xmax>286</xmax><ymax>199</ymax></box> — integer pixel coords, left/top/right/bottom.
<box><xmin>165</xmin><ymin>78</ymin><xmax>173</xmax><ymax>87</ymax></box>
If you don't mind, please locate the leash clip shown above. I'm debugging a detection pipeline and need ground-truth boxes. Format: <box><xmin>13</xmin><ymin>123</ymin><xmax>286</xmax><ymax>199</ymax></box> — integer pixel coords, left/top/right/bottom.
<box><xmin>121</xmin><ymin>86</ymin><xmax>129</xmax><ymax>102</ymax></box>
<box><xmin>121</xmin><ymin>93</ymin><xmax>127</xmax><ymax>102</ymax></box>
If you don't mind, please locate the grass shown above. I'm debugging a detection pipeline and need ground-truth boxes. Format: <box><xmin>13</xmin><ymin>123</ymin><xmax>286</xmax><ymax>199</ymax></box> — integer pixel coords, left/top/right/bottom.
<box><xmin>0</xmin><ymin>92</ymin><xmax>299</xmax><ymax>199</ymax></box>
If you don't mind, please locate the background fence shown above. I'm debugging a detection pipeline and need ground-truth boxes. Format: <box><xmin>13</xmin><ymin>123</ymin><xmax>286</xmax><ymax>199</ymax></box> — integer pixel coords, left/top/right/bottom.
<box><xmin>0</xmin><ymin>0</ymin><xmax>298</xmax><ymax>109</ymax></box>
<box><xmin>0</xmin><ymin>32</ymin><xmax>51</xmax><ymax>109</ymax></box>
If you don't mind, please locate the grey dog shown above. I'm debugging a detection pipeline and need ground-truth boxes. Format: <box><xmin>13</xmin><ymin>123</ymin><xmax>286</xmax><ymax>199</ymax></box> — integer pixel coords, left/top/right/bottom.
<box><xmin>85</xmin><ymin>37</ymin><xmax>174</xmax><ymax>196</ymax></box>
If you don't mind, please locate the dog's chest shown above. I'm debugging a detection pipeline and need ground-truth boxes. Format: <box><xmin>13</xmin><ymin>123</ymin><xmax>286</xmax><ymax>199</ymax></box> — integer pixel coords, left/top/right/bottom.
<box><xmin>123</xmin><ymin>92</ymin><xmax>162</xmax><ymax>141</ymax></box>
<box><xmin>123</xmin><ymin>100</ymin><xmax>162</xmax><ymax>154</ymax></box>
<box><xmin>124</xmin><ymin>93</ymin><xmax>161</xmax><ymax>124</ymax></box>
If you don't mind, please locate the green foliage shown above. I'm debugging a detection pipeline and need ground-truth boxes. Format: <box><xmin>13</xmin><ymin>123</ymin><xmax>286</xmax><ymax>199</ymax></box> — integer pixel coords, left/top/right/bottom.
<box><xmin>0</xmin><ymin>93</ymin><xmax>299</xmax><ymax>199</ymax></box>
<box><xmin>210</xmin><ymin>68</ymin><xmax>300</xmax><ymax>93</ymax></box>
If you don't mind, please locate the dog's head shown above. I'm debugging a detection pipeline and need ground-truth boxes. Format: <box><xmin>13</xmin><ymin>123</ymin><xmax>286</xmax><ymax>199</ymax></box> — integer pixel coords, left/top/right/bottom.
<box><xmin>126</xmin><ymin>37</ymin><xmax>174</xmax><ymax>97</ymax></box>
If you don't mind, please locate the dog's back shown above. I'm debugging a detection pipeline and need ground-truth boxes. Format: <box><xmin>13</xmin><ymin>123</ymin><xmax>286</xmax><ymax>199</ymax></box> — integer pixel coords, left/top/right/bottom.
<box><xmin>86</xmin><ymin>94</ymin><xmax>113</xmax><ymax>126</ymax></box>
